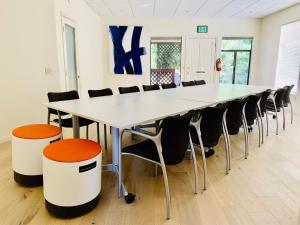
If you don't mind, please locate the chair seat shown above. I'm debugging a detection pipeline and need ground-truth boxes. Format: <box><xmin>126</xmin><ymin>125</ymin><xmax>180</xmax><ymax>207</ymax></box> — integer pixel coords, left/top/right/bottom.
<box><xmin>122</xmin><ymin>140</ymin><xmax>160</xmax><ymax>163</ymax></box>
<box><xmin>44</xmin><ymin>139</ymin><xmax>101</xmax><ymax>162</ymax></box>
<box><xmin>53</xmin><ymin>117</ymin><xmax>94</xmax><ymax>128</ymax></box>
<box><xmin>12</xmin><ymin>124</ymin><xmax>61</xmax><ymax>139</ymax></box>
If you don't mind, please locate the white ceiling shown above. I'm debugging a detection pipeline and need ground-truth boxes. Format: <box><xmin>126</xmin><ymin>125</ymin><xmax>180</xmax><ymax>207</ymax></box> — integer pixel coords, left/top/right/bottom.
<box><xmin>85</xmin><ymin>0</ymin><xmax>300</xmax><ymax>19</ymax></box>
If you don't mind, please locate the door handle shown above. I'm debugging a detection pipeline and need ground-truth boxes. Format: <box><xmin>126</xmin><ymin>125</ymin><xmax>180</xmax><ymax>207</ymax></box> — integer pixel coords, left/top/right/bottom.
<box><xmin>196</xmin><ymin>71</ymin><xmax>205</xmax><ymax>73</ymax></box>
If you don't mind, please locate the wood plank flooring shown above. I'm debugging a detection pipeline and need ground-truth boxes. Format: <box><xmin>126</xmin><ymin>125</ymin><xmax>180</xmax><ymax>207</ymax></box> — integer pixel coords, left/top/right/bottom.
<box><xmin>0</xmin><ymin>113</ymin><xmax>300</xmax><ymax>225</ymax></box>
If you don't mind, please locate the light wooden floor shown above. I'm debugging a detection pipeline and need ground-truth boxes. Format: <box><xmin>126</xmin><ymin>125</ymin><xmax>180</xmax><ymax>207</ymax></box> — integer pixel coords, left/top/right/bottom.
<box><xmin>1</xmin><ymin>113</ymin><xmax>300</xmax><ymax>225</ymax></box>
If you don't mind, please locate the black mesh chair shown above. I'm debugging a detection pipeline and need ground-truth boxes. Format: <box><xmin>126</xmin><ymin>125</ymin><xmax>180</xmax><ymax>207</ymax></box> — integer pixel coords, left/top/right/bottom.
<box><xmin>47</xmin><ymin>91</ymin><xmax>97</xmax><ymax>141</ymax></box>
<box><xmin>259</xmin><ymin>89</ymin><xmax>272</xmax><ymax>138</ymax></box>
<box><xmin>283</xmin><ymin>85</ymin><xmax>295</xmax><ymax>124</ymax></box>
<box><xmin>121</xmin><ymin>112</ymin><xmax>198</xmax><ymax>219</ymax></box>
<box><xmin>142</xmin><ymin>84</ymin><xmax>160</xmax><ymax>91</ymax></box>
<box><xmin>190</xmin><ymin>105</ymin><xmax>230</xmax><ymax>174</ymax></box>
<box><xmin>266</xmin><ymin>87</ymin><xmax>287</xmax><ymax>134</ymax></box>
<box><xmin>245</xmin><ymin>94</ymin><xmax>262</xmax><ymax>146</ymax></box>
<box><xmin>194</xmin><ymin>80</ymin><xmax>206</xmax><ymax>85</ymax></box>
<box><xmin>161</xmin><ymin>83</ymin><xmax>176</xmax><ymax>89</ymax></box>
<box><xmin>118</xmin><ymin>86</ymin><xmax>140</xmax><ymax>94</ymax></box>
<box><xmin>88</xmin><ymin>88</ymin><xmax>113</xmax><ymax>149</ymax></box>
<box><xmin>226</xmin><ymin>99</ymin><xmax>249</xmax><ymax>159</ymax></box>
<box><xmin>182</xmin><ymin>81</ymin><xmax>195</xmax><ymax>87</ymax></box>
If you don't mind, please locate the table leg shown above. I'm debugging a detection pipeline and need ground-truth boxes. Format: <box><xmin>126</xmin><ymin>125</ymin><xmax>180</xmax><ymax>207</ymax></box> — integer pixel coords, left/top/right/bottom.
<box><xmin>72</xmin><ymin>115</ymin><xmax>80</xmax><ymax>138</ymax></box>
<box><xmin>111</xmin><ymin>127</ymin><xmax>123</xmax><ymax>197</ymax></box>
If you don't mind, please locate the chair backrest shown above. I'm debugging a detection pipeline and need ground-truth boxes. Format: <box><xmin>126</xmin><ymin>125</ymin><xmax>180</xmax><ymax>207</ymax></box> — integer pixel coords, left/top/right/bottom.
<box><xmin>259</xmin><ymin>89</ymin><xmax>272</xmax><ymax>114</ymax></box>
<box><xmin>118</xmin><ymin>86</ymin><xmax>140</xmax><ymax>94</ymax></box>
<box><xmin>142</xmin><ymin>84</ymin><xmax>160</xmax><ymax>91</ymax></box>
<box><xmin>182</xmin><ymin>81</ymin><xmax>195</xmax><ymax>87</ymax></box>
<box><xmin>226</xmin><ymin>99</ymin><xmax>247</xmax><ymax>135</ymax></box>
<box><xmin>47</xmin><ymin>91</ymin><xmax>79</xmax><ymax>115</ymax></box>
<box><xmin>283</xmin><ymin>85</ymin><xmax>294</xmax><ymax>106</ymax></box>
<box><xmin>88</xmin><ymin>88</ymin><xmax>113</xmax><ymax>98</ymax></box>
<box><xmin>274</xmin><ymin>88</ymin><xmax>286</xmax><ymax>108</ymax></box>
<box><xmin>161</xmin><ymin>83</ymin><xmax>176</xmax><ymax>89</ymax></box>
<box><xmin>245</xmin><ymin>94</ymin><xmax>261</xmax><ymax>124</ymax></box>
<box><xmin>200</xmin><ymin>105</ymin><xmax>227</xmax><ymax>148</ymax></box>
<box><xmin>194</xmin><ymin>80</ymin><xmax>206</xmax><ymax>85</ymax></box>
<box><xmin>159</xmin><ymin>112</ymin><xmax>193</xmax><ymax>165</ymax></box>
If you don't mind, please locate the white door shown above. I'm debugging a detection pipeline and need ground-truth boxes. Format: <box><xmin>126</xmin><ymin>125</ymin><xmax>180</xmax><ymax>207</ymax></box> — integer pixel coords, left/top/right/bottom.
<box><xmin>185</xmin><ymin>38</ymin><xmax>216</xmax><ymax>83</ymax></box>
<box><xmin>62</xmin><ymin>18</ymin><xmax>79</xmax><ymax>91</ymax></box>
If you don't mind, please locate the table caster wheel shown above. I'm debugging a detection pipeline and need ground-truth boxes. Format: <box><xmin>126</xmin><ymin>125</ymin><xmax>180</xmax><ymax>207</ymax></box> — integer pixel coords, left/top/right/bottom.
<box><xmin>124</xmin><ymin>193</ymin><xmax>136</xmax><ymax>204</ymax></box>
<box><xmin>273</xmin><ymin>115</ymin><xmax>276</xmax><ymax>119</ymax></box>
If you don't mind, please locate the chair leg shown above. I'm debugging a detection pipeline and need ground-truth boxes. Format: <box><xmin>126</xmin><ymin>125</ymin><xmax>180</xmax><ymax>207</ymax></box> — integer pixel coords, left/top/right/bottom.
<box><xmin>242</xmin><ymin>113</ymin><xmax>248</xmax><ymax>159</ymax></box>
<box><xmin>290</xmin><ymin>102</ymin><xmax>294</xmax><ymax>124</ymax></box>
<box><xmin>272</xmin><ymin>99</ymin><xmax>279</xmax><ymax>135</ymax></box>
<box><xmin>104</xmin><ymin>124</ymin><xmax>108</xmax><ymax>150</ymax></box>
<box><xmin>96</xmin><ymin>123</ymin><xmax>100</xmax><ymax>144</ymax></box>
<box><xmin>195</xmin><ymin>126</ymin><xmax>207</xmax><ymax>190</ymax></box>
<box><xmin>189</xmin><ymin>134</ymin><xmax>199</xmax><ymax>194</ymax></box>
<box><xmin>282</xmin><ymin>106</ymin><xmax>286</xmax><ymax>130</ymax></box>
<box><xmin>86</xmin><ymin>125</ymin><xmax>89</xmax><ymax>139</ymax></box>
<box><xmin>47</xmin><ymin>111</ymin><xmax>50</xmax><ymax>124</ymax></box>
<box><xmin>266</xmin><ymin>111</ymin><xmax>269</xmax><ymax>136</ymax></box>
<box><xmin>222</xmin><ymin>112</ymin><xmax>232</xmax><ymax>171</ymax></box>
<box><xmin>257</xmin><ymin>116</ymin><xmax>261</xmax><ymax>148</ymax></box>
<box><xmin>257</xmin><ymin>106</ymin><xmax>264</xmax><ymax>144</ymax></box>
<box><xmin>222</xmin><ymin>124</ymin><xmax>230</xmax><ymax>175</ymax></box>
<box><xmin>156</xmin><ymin>145</ymin><xmax>171</xmax><ymax>219</ymax></box>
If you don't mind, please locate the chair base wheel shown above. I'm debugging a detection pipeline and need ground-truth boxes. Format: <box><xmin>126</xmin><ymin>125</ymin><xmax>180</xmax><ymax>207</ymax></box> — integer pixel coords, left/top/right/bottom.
<box><xmin>205</xmin><ymin>148</ymin><xmax>215</xmax><ymax>158</ymax></box>
<box><xmin>124</xmin><ymin>193</ymin><xmax>136</xmax><ymax>204</ymax></box>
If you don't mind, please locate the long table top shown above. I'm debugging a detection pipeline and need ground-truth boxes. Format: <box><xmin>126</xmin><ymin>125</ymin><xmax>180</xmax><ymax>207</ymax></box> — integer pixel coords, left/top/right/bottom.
<box><xmin>44</xmin><ymin>84</ymin><xmax>271</xmax><ymax>129</ymax></box>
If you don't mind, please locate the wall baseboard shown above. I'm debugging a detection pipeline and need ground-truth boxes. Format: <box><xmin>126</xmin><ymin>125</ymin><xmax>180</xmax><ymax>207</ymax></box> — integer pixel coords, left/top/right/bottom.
<box><xmin>0</xmin><ymin>136</ymin><xmax>11</xmax><ymax>144</ymax></box>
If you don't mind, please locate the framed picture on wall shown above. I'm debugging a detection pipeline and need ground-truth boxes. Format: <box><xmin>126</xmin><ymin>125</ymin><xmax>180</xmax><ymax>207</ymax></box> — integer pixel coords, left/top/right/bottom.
<box><xmin>109</xmin><ymin>25</ymin><xmax>148</xmax><ymax>75</ymax></box>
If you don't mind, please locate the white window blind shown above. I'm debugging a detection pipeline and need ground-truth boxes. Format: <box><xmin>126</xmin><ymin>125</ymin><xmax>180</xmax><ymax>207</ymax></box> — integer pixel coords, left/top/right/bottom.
<box><xmin>275</xmin><ymin>20</ymin><xmax>300</xmax><ymax>94</ymax></box>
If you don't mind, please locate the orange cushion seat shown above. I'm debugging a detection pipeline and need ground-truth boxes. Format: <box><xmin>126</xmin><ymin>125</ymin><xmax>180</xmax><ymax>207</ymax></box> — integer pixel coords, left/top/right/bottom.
<box><xmin>44</xmin><ymin>139</ymin><xmax>101</xmax><ymax>163</ymax></box>
<box><xmin>12</xmin><ymin>124</ymin><xmax>61</xmax><ymax>139</ymax></box>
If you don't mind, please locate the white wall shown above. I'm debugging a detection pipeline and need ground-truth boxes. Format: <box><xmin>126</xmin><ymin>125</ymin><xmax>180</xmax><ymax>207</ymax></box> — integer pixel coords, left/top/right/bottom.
<box><xmin>258</xmin><ymin>3</ymin><xmax>300</xmax><ymax>112</ymax></box>
<box><xmin>102</xmin><ymin>18</ymin><xmax>261</xmax><ymax>93</ymax></box>
<box><xmin>54</xmin><ymin>0</ymin><xmax>104</xmax><ymax>98</ymax></box>
<box><xmin>0</xmin><ymin>0</ymin><xmax>105</xmax><ymax>142</ymax></box>
<box><xmin>0</xmin><ymin>0</ymin><xmax>60</xmax><ymax>142</ymax></box>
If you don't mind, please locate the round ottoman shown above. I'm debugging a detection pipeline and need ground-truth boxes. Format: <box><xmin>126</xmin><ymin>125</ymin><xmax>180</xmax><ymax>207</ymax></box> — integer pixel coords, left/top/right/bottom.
<box><xmin>43</xmin><ymin>139</ymin><xmax>102</xmax><ymax>218</ymax></box>
<box><xmin>12</xmin><ymin>124</ymin><xmax>62</xmax><ymax>187</ymax></box>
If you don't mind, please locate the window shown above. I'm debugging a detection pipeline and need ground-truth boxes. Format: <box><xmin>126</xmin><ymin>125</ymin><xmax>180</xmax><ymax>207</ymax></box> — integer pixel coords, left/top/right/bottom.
<box><xmin>220</xmin><ymin>38</ymin><xmax>253</xmax><ymax>85</ymax></box>
<box><xmin>150</xmin><ymin>37</ymin><xmax>182</xmax><ymax>85</ymax></box>
<box><xmin>275</xmin><ymin>20</ymin><xmax>300</xmax><ymax>94</ymax></box>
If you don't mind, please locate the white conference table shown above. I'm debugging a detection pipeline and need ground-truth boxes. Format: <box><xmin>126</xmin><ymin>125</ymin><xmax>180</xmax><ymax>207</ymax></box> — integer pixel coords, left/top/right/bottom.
<box><xmin>44</xmin><ymin>84</ymin><xmax>271</xmax><ymax>198</ymax></box>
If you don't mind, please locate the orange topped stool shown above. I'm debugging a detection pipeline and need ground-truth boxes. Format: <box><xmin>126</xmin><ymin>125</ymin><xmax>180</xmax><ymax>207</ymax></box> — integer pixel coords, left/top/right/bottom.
<box><xmin>43</xmin><ymin>139</ymin><xmax>102</xmax><ymax>218</ymax></box>
<box><xmin>12</xmin><ymin>124</ymin><xmax>62</xmax><ymax>187</ymax></box>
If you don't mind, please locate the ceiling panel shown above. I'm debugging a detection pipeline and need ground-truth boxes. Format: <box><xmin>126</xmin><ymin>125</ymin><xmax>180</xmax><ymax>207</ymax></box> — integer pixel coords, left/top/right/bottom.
<box><xmin>174</xmin><ymin>0</ymin><xmax>207</xmax><ymax>18</ymax></box>
<box><xmin>216</xmin><ymin>0</ymin><xmax>259</xmax><ymax>17</ymax></box>
<box><xmin>194</xmin><ymin>0</ymin><xmax>234</xmax><ymax>18</ymax></box>
<box><xmin>255</xmin><ymin>0</ymin><xmax>300</xmax><ymax>17</ymax></box>
<box><xmin>154</xmin><ymin>0</ymin><xmax>181</xmax><ymax>17</ymax></box>
<box><xmin>237</xmin><ymin>0</ymin><xmax>283</xmax><ymax>17</ymax></box>
<box><xmin>106</xmin><ymin>1</ymin><xmax>133</xmax><ymax>17</ymax></box>
<box><xmin>84</xmin><ymin>0</ymin><xmax>300</xmax><ymax>19</ymax></box>
<box><xmin>130</xmin><ymin>0</ymin><xmax>155</xmax><ymax>17</ymax></box>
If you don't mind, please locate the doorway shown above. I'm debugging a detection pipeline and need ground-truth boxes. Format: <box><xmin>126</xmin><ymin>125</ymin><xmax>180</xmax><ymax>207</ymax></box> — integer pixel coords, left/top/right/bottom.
<box><xmin>62</xmin><ymin>17</ymin><xmax>79</xmax><ymax>91</ymax></box>
<box><xmin>220</xmin><ymin>38</ymin><xmax>253</xmax><ymax>85</ymax></box>
<box><xmin>150</xmin><ymin>37</ymin><xmax>182</xmax><ymax>85</ymax></box>
<box><xmin>185</xmin><ymin>38</ymin><xmax>216</xmax><ymax>83</ymax></box>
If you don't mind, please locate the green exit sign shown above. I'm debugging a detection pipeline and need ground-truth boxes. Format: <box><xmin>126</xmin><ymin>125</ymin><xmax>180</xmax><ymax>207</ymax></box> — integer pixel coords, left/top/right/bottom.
<box><xmin>197</xmin><ymin>25</ymin><xmax>208</xmax><ymax>33</ymax></box>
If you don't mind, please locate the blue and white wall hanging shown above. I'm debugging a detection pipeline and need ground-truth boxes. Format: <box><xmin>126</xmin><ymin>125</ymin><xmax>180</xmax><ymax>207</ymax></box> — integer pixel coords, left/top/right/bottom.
<box><xmin>109</xmin><ymin>25</ymin><xmax>147</xmax><ymax>75</ymax></box>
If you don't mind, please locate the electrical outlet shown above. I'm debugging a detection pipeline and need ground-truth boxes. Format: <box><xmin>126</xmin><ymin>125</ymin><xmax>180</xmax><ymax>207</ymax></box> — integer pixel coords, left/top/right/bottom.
<box><xmin>45</xmin><ymin>67</ymin><xmax>53</xmax><ymax>76</ymax></box>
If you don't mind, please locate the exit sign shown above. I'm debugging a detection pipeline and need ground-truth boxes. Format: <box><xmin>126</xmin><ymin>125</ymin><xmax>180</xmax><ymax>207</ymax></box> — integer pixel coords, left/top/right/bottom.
<box><xmin>197</xmin><ymin>25</ymin><xmax>208</xmax><ymax>33</ymax></box>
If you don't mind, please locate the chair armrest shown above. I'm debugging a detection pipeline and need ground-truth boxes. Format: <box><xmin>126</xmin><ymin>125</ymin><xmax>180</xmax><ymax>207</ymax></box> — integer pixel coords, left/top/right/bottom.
<box><xmin>122</xmin><ymin>128</ymin><xmax>162</xmax><ymax>142</ymax></box>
